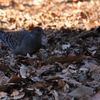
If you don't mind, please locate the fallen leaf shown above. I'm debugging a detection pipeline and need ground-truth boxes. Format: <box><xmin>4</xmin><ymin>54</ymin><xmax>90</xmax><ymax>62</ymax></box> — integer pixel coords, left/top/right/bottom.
<box><xmin>8</xmin><ymin>75</ymin><xmax>25</xmax><ymax>83</ymax></box>
<box><xmin>50</xmin><ymin>55</ymin><xmax>86</xmax><ymax>63</ymax></box>
<box><xmin>69</xmin><ymin>85</ymin><xmax>94</xmax><ymax>98</ymax></box>
<box><xmin>91</xmin><ymin>90</ymin><xmax>100</xmax><ymax>100</ymax></box>
<box><xmin>10</xmin><ymin>92</ymin><xmax>25</xmax><ymax>100</ymax></box>
<box><xmin>89</xmin><ymin>65</ymin><xmax>100</xmax><ymax>80</ymax></box>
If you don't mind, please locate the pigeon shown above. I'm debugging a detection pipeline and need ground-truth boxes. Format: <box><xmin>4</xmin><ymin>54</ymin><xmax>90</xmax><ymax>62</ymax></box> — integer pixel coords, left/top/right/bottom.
<box><xmin>0</xmin><ymin>27</ymin><xmax>46</xmax><ymax>55</ymax></box>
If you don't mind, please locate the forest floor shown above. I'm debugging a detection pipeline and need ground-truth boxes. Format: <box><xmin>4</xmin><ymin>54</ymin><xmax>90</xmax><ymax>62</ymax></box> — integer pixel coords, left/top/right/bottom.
<box><xmin>0</xmin><ymin>0</ymin><xmax>100</xmax><ymax>100</ymax></box>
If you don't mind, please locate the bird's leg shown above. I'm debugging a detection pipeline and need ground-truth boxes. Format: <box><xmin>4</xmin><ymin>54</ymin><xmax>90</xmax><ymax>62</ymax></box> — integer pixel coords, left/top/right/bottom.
<box><xmin>38</xmin><ymin>49</ymin><xmax>42</xmax><ymax>60</ymax></box>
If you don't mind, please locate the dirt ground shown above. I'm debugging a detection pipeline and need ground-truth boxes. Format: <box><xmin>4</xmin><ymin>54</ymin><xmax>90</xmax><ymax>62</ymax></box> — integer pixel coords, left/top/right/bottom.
<box><xmin>0</xmin><ymin>0</ymin><xmax>100</xmax><ymax>100</ymax></box>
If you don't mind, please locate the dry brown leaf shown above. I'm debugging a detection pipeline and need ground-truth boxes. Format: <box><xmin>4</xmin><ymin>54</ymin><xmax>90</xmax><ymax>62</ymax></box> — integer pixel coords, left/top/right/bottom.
<box><xmin>10</xmin><ymin>92</ymin><xmax>25</xmax><ymax>99</ymax></box>
<box><xmin>91</xmin><ymin>90</ymin><xmax>100</xmax><ymax>100</ymax></box>
<box><xmin>0</xmin><ymin>63</ymin><xmax>10</xmax><ymax>72</ymax></box>
<box><xmin>50</xmin><ymin>55</ymin><xmax>86</xmax><ymax>63</ymax></box>
<box><xmin>36</xmin><ymin>82</ymin><xmax>47</xmax><ymax>89</ymax></box>
<box><xmin>11</xmin><ymin>89</ymin><xmax>19</xmax><ymax>97</ymax></box>
<box><xmin>89</xmin><ymin>65</ymin><xmax>100</xmax><ymax>80</ymax></box>
<box><xmin>17</xmin><ymin>57</ymin><xmax>36</xmax><ymax>65</ymax></box>
<box><xmin>36</xmin><ymin>65</ymin><xmax>56</xmax><ymax>76</ymax></box>
<box><xmin>8</xmin><ymin>75</ymin><xmax>25</xmax><ymax>83</ymax></box>
<box><xmin>53</xmin><ymin>90</ymin><xmax>58</xmax><ymax>100</ymax></box>
<box><xmin>0</xmin><ymin>92</ymin><xmax>7</xmax><ymax>98</ymax></box>
<box><xmin>58</xmin><ymin>92</ymin><xmax>71</xmax><ymax>100</ymax></box>
<box><xmin>69</xmin><ymin>85</ymin><xmax>94</xmax><ymax>98</ymax></box>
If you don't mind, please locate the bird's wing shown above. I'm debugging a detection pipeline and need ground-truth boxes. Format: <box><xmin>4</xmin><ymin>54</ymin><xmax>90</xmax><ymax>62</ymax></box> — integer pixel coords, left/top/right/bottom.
<box><xmin>1</xmin><ymin>31</ymin><xmax>30</xmax><ymax>49</ymax></box>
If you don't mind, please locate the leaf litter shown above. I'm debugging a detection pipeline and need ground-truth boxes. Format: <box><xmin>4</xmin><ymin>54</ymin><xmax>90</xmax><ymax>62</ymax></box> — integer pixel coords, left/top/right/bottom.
<box><xmin>0</xmin><ymin>0</ymin><xmax>100</xmax><ymax>99</ymax></box>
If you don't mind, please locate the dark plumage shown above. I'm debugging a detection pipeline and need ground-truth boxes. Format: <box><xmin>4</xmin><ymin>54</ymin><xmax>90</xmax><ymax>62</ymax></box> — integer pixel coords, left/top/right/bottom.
<box><xmin>0</xmin><ymin>27</ymin><xmax>46</xmax><ymax>55</ymax></box>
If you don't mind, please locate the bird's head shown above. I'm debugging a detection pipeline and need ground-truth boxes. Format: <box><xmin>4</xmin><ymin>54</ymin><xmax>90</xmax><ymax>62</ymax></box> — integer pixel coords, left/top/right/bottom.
<box><xmin>31</xmin><ymin>27</ymin><xmax>46</xmax><ymax>37</ymax></box>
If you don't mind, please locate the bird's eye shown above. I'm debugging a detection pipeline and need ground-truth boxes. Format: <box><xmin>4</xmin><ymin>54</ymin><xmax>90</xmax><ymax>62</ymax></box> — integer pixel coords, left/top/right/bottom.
<box><xmin>38</xmin><ymin>30</ymin><xmax>40</xmax><ymax>32</ymax></box>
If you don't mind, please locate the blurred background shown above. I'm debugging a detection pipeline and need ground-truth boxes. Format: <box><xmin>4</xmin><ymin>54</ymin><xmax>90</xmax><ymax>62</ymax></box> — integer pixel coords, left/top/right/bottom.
<box><xmin>0</xmin><ymin>0</ymin><xmax>99</xmax><ymax>32</ymax></box>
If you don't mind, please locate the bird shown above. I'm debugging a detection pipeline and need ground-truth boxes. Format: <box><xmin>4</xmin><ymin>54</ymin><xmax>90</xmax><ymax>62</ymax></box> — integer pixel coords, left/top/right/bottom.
<box><xmin>0</xmin><ymin>27</ymin><xmax>46</xmax><ymax>55</ymax></box>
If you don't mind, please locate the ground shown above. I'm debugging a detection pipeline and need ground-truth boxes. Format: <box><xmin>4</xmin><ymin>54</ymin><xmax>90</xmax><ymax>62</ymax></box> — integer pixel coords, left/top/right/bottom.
<box><xmin>0</xmin><ymin>0</ymin><xmax>100</xmax><ymax>100</ymax></box>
